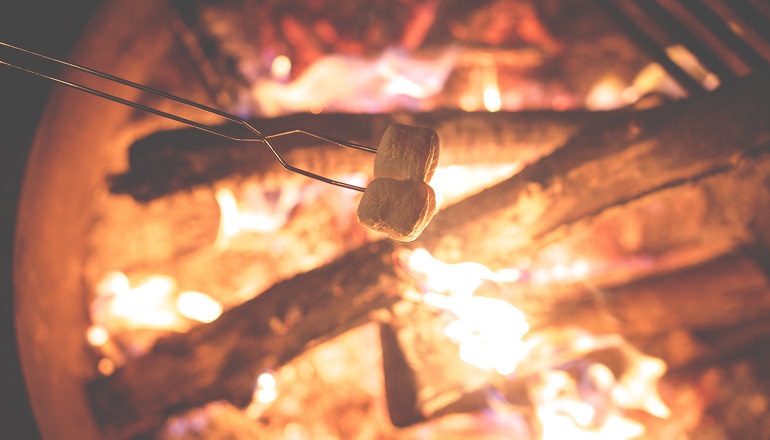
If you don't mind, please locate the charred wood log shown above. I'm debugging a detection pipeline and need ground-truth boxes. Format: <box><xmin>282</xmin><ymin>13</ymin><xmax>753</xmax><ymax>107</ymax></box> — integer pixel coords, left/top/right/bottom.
<box><xmin>109</xmin><ymin>110</ymin><xmax>596</xmax><ymax>202</ymax></box>
<box><xmin>90</xmin><ymin>76</ymin><xmax>770</xmax><ymax>438</ymax></box>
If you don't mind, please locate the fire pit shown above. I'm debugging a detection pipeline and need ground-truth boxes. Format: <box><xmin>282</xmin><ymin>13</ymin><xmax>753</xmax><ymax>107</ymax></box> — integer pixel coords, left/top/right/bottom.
<box><xmin>8</xmin><ymin>0</ymin><xmax>770</xmax><ymax>439</ymax></box>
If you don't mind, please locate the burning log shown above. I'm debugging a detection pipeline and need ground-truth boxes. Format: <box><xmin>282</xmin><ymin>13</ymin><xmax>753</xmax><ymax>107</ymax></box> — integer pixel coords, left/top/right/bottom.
<box><xmin>553</xmin><ymin>251</ymin><xmax>770</xmax><ymax>337</ymax></box>
<box><xmin>503</xmin><ymin>150</ymin><xmax>770</xmax><ymax>317</ymax></box>
<box><xmin>417</xmin><ymin>75</ymin><xmax>770</xmax><ymax>266</ymax></box>
<box><xmin>381</xmin><ymin>153</ymin><xmax>770</xmax><ymax>424</ymax></box>
<box><xmin>88</xmin><ymin>240</ymin><xmax>402</xmax><ymax>439</ymax></box>
<box><xmin>90</xmin><ymin>76</ymin><xmax>770</xmax><ymax>438</ymax></box>
<box><xmin>109</xmin><ymin>110</ymin><xmax>596</xmax><ymax>202</ymax></box>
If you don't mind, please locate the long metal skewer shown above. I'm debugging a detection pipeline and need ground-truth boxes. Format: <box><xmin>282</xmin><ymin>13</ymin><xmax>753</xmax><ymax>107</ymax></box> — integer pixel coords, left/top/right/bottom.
<box><xmin>0</xmin><ymin>41</ymin><xmax>376</xmax><ymax>192</ymax></box>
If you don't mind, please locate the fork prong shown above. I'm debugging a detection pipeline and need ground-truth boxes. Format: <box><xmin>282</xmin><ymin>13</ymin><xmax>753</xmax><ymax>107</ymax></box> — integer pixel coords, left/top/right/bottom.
<box><xmin>1</xmin><ymin>40</ymin><xmax>376</xmax><ymax>192</ymax></box>
<box><xmin>0</xmin><ymin>40</ymin><xmax>264</xmax><ymax>141</ymax></box>
<box><xmin>265</xmin><ymin>128</ymin><xmax>376</xmax><ymax>153</ymax></box>
<box><xmin>260</xmin><ymin>137</ymin><xmax>367</xmax><ymax>192</ymax></box>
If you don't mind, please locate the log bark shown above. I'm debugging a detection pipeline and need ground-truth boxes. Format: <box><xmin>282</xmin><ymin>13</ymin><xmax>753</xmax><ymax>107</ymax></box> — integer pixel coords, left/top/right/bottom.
<box><xmin>90</xmin><ymin>76</ymin><xmax>770</xmax><ymax>438</ymax></box>
<box><xmin>109</xmin><ymin>110</ymin><xmax>597</xmax><ymax>201</ymax></box>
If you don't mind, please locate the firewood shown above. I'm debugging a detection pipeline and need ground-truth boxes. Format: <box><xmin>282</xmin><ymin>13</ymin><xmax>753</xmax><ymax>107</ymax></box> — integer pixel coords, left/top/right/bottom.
<box><xmin>416</xmin><ymin>75</ymin><xmax>770</xmax><ymax>267</ymax></box>
<box><xmin>550</xmin><ymin>251</ymin><xmax>770</xmax><ymax>336</ymax></box>
<box><xmin>380</xmin><ymin>306</ymin><xmax>497</xmax><ymax>426</ymax></box>
<box><xmin>88</xmin><ymin>240</ymin><xmax>402</xmax><ymax>439</ymax></box>
<box><xmin>501</xmin><ymin>151</ymin><xmax>770</xmax><ymax>316</ymax></box>
<box><xmin>90</xmin><ymin>76</ymin><xmax>770</xmax><ymax>438</ymax></box>
<box><xmin>109</xmin><ymin>110</ymin><xmax>596</xmax><ymax>201</ymax></box>
<box><xmin>383</xmin><ymin>154</ymin><xmax>770</xmax><ymax>427</ymax></box>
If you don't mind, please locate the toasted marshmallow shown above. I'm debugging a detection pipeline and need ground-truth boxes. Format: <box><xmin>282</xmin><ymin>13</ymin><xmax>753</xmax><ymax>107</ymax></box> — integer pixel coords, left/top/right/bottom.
<box><xmin>357</xmin><ymin>178</ymin><xmax>436</xmax><ymax>242</ymax></box>
<box><xmin>374</xmin><ymin>123</ymin><xmax>440</xmax><ymax>182</ymax></box>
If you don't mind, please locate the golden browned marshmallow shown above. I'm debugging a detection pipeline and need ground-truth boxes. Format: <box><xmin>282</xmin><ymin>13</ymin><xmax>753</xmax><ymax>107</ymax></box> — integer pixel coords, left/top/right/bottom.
<box><xmin>357</xmin><ymin>178</ymin><xmax>437</xmax><ymax>242</ymax></box>
<box><xmin>374</xmin><ymin>123</ymin><xmax>440</xmax><ymax>183</ymax></box>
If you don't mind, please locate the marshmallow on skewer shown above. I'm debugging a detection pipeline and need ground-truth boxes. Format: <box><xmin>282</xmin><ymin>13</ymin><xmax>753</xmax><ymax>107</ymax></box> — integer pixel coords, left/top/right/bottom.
<box><xmin>357</xmin><ymin>178</ymin><xmax>436</xmax><ymax>242</ymax></box>
<box><xmin>374</xmin><ymin>123</ymin><xmax>440</xmax><ymax>182</ymax></box>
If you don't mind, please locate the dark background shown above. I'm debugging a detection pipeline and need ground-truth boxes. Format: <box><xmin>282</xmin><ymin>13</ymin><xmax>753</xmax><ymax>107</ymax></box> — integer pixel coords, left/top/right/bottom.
<box><xmin>0</xmin><ymin>1</ymin><xmax>101</xmax><ymax>438</ymax></box>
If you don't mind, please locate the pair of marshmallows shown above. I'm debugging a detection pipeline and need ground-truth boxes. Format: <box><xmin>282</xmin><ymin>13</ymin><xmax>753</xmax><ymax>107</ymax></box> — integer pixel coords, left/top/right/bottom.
<box><xmin>357</xmin><ymin>123</ymin><xmax>440</xmax><ymax>242</ymax></box>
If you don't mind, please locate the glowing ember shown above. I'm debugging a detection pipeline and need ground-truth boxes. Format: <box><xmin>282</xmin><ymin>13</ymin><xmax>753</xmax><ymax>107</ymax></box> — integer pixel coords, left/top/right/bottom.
<box><xmin>255</xmin><ymin>371</ymin><xmax>278</xmax><ymax>404</ymax></box>
<box><xmin>245</xmin><ymin>370</ymin><xmax>280</xmax><ymax>419</ymax></box>
<box><xmin>97</xmin><ymin>358</ymin><xmax>116</xmax><ymax>377</ymax></box>
<box><xmin>177</xmin><ymin>291</ymin><xmax>223</xmax><ymax>323</ymax></box>
<box><xmin>86</xmin><ymin>325</ymin><xmax>109</xmax><ymax>347</ymax></box>
<box><xmin>271</xmin><ymin>55</ymin><xmax>292</xmax><ymax>81</ymax></box>
<box><xmin>585</xmin><ymin>76</ymin><xmax>627</xmax><ymax>110</ymax></box>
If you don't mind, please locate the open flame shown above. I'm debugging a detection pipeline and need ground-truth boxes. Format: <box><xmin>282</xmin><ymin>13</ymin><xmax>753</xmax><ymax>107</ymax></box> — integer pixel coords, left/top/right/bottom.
<box><xmin>89</xmin><ymin>271</ymin><xmax>222</xmax><ymax>363</ymax></box>
<box><xmin>405</xmin><ymin>248</ymin><xmax>529</xmax><ymax>375</ymax></box>
<box><xmin>251</xmin><ymin>47</ymin><xmax>458</xmax><ymax>116</ymax></box>
<box><xmin>94</xmin><ymin>272</ymin><xmax>186</xmax><ymax>331</ymax></box>
<box><xmin>177</xmin><ymin>291</ymin><xmax>223</xmax><ymax>324</ymax></box>
<box><xmin>521</xmin><ymin>330</ymin><xmax>671</xmax><ymax>440</ymax></box>
<box><xmin>215</xmin><ymin>182</ymin><xmax>301</xmax><ymax>248</ymax></box>
<box><xmin>430</xmin><ymin>164</ymin><xmax>520</xmax><ymax>208</ymax></box>
<box><xmin>459</xmin><ymin>58</ymin><xmax>504</xmax><ymax>112</ymax></box>
<box><xmin>402</xmin><ymin>248</ymin><xmax>672</xmax><ymax>439</ymax></box>
<box><xmin>482</xmin><ymin>61</ymin><xmax>502</xmax><ymax>113</ymax></box>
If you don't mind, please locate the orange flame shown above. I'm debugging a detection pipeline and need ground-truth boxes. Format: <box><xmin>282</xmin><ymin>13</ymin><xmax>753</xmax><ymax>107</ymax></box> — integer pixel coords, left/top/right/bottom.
<box><xmin>524</xmin><ymin>330</ymin><xmax>670</xmax><ymax>439</ymax></box>
<box><xmin>482</xmin><ymin>62</ymin><xmax>502</xmax><ymax>113</ymax></box>
<box><xmin>407</xmin><ymin>249</ymin><xmax>528</xmax><ymax>375</ymax></box>
<box><xmin>89</xmin><ymin>271</ymin><xmax>223</xmax><ymax>355</ymax></box>
<box><xmin>97</xmin><ymin>272</ymin><xmax>185</xmax><ymax>330</ymax></box>
<box><xmin>177</xmin><ymin>291</ymin><xmax>223</xmax><ymax>323</ymax></box>
<box><xmin>403</xmin><ymin>248</ymin><xmax>671</xmax><ymax>439</ymax></box>
<box><xmin>429</xmin><ymin>164</ymin><xmax>519</xmax><ymax>208</ymax></box>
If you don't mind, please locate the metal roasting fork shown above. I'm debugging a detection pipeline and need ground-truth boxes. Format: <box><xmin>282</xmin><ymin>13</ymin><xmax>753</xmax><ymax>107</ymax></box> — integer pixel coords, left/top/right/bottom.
<box><xmin>597</xmin><ymin>0</ymin><xmax>770</xmax><ymax>95</ymax></box>
<box><xmin>0</xmin><ymin>41</ymin><xmax>376</xmax><ymax>192</ymax></box>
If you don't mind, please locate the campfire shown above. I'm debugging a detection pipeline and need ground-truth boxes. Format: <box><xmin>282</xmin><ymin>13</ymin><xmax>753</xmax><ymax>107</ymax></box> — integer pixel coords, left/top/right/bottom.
<box><xmin>11</xmin><ymin>0</ymin><xmax>770</xmax><ymax>439</ymax></box>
